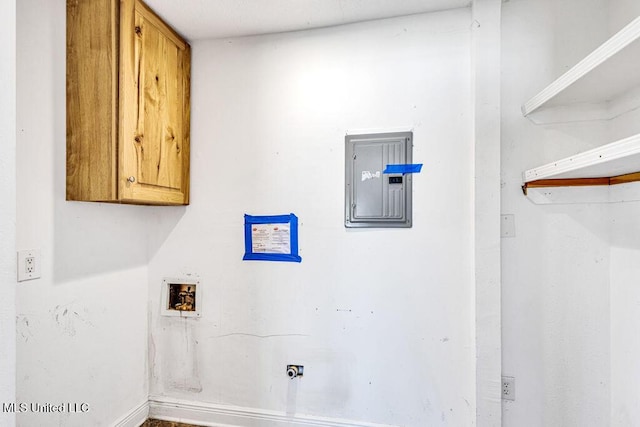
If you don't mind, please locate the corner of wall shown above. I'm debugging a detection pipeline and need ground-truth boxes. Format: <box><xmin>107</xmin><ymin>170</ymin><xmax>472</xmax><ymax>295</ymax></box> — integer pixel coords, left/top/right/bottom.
<box><xmin>472</xmin><ymin>0</ymin><xmax>502</xmax><ymax>425</ymax></box>
<box><xmin>0</xmin><ymin>0</ymin><xmax>17</xmax><ymax>425</ymax></box>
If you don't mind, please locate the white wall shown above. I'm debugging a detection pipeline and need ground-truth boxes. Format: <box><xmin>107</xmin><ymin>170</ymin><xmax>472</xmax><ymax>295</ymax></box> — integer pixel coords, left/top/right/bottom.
<box><xmin>502</xmin><ymin>0</ymin><xmax>640</xmax><ymax>426</ymax></box>
<box><xmin>148</xmin><ymin>9</ymin><xmax>476</xmax><ymax>426</ymax></box>
<box><xmin>0</xmin><ymin>0</ymin><xmax>17</xmax><ymax>426</ymax></box>
<box><xmin>15</xmin><ymin>0</ymin><xmax>169</xmax><ymax>425</ymax></box>
<box><xmin>607</xmin><ymin>0</ymin><xmax>640</xmax><ymax>416</ymax></box>
<box><xmin>609</xmin><ymin>113</ymin><xmax>640</xmax><ymax>427</ymax></box>
<box><xmin>609</xmin><ymin>0</ymin><xmax>640</xmax><ymax>32</ymax></box>
<box><xmin>610</xmin><ymin>245</ymin><xmax>640</xmax><ymax>426</ymax></box>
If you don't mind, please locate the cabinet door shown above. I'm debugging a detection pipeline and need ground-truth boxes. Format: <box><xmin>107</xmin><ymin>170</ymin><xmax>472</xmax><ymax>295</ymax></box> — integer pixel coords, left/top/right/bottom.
<box><xmin>66</xmin><ymin>0</ymin><xmax>119</xmax><ymax>202</ymax></box>
<box><xmin>119</xmin><ymin>0</ymin><xmax>190</xmax><ymax>205</ymax></box>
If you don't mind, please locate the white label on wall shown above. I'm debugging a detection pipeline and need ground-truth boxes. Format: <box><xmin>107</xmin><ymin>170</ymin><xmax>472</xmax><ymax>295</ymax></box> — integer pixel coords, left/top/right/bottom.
<box><xmin>251</xmin><ymin>223</ymin><xmax>291</xmax><ymax>254</ymax></box>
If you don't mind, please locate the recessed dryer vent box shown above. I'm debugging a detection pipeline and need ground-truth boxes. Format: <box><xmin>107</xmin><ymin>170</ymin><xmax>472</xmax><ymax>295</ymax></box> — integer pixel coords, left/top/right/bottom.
<box><xmin>345</xmin><ymin>131</ymin><xmax>413</xmax><ymax>228</ymax></box>
<box><xmin>161</xmin><ymin>277</ymin><xmax>201</xmax><ymax>318</ymax></box>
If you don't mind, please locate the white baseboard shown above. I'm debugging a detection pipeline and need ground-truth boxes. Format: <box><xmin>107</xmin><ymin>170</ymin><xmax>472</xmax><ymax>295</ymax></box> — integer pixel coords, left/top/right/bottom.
<box><xmin>148</xmin><ymin>396</ymin><xmax>397</xmax><ymax>427</ymax></box>
<box><xmin>112</xmin><ymin>400</ymin><xmax>150</xmax><ymax>427</ymax></box>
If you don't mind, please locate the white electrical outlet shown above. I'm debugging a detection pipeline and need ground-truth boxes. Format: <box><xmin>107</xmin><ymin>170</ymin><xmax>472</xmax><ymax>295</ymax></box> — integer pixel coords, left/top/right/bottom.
<box><xmin>17</xmin><ymin>249</ymin><xmax>41</xmax><ymax>282</ymax></box>
<box><xmin>502</xmin><ymin>376</ymin><xmax>515</xmax><ymax>401</ymax></box>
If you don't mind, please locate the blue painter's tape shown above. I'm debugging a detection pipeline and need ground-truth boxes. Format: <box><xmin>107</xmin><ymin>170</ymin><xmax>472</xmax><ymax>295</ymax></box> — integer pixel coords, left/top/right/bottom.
<box><xmin>243</xmin><ymin>213</ymin><xmax>302</xmax><ymax>263</ymax></box>
<box><xmin>382</xmin><ymin>164</ymin><xmax>423</xmax><ymax>174</ymax></box>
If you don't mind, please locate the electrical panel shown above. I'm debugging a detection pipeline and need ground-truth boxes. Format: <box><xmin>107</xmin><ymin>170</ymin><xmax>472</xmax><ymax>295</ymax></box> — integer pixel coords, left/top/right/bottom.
<box><xmin>345</xmin><ymin>132</ymin><xmax>413</xmax><ymax>228</ymax></box>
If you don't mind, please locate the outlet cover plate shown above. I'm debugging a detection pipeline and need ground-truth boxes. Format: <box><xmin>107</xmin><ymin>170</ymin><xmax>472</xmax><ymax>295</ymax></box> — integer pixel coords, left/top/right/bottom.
<box><xmin>17</xmin><ymin>249</ymin><xmax>41</xmax><ymax>282</ymax></box>
<box><xmin>502</xmin><ymin>376</ymin><xmax>515</xmax><ymax>401</ymax></box>
<box><xmin>501</xmin><ymin>214</ymin><xmax>516</xmax><ymax>238</ymax></box>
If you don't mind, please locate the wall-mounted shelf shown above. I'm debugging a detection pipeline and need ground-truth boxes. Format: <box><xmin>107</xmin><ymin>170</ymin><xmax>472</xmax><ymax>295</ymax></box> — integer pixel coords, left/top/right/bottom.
<box><xmin>521</xmin><ymin>16</ymin><xmax>640</xmax><ymax>124</ymax></box>
<box><xmin>522</xmin><ymin>133</ymin><xmax>640</xmax><ymax>204</ymax></box>
<box><xmin>521</xmin><ymin>15</ymin><xmax>640</xmax><ymax>203</ymax></box>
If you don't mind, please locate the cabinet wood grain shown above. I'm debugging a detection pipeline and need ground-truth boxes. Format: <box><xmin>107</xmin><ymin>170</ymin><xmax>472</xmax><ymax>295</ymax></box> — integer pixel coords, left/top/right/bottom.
<box><xmin>67</xmin><ymin>0</ymin><xmax>190</xmax><ymax>205</ymax></box>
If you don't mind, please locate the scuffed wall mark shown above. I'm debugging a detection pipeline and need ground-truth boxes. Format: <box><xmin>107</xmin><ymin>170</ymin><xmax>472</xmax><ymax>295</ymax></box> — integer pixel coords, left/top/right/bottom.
<box><xmin>16</xmin><ymin>315</ymin><xmax>33</xmax><ymax>342</ymax></box>
<box><xmin>440</xmin><ymin>337</ymin><xmax>449</xmax><ymax>343</ymax></box>
<box><xmin>145</xmin><ymin>302</ymin><xmax>154</xmax><ymax>393</ymax></box>
<box><xmin>210</xmin><ymin>332</ymin><xmax>309</xmax><ymax>339</ymax></box>
<box><xmin>442</xmin><ymin>408</ymin><xmax>453</xmax><ymax>423</ymax></box>
<box><xmin>149</xmin><ymin>332</ymin><xmax>157</xmax><ymax>381</ymax></box>
<box><xmin>50</xmin><ymin>303</ymin><xmax>93</xmax><ymax>337</ymax></box>
<box><xmin>464</xmin><ymin>398</ymin><xmax>472</xmax><ymax>419</ymax></box>
<box><xmin>336</xmin><ymin>308</ymin><xmax>352</xmax><ymax>312</ymax></box>
<box><xmin>164</xmin><ymin>319</ymin><xmax>203</xmax><ymax>394</ymax></box>
<box><xmin>169</xmin><ymin>381</ymin><xmax>203</xmax><ymax>394</ymax></box>
<box><xmin>394</xmin><ymin>28</ymin><xmax>408</xmax><ymax>37</ymax></box>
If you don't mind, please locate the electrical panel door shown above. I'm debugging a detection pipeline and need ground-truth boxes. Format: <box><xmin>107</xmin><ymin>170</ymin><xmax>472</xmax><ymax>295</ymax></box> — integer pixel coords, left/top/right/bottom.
<box><xmin>345</xmin><ymin>132</ymin><xmax>413</xmax><ymax>228</ymax></box>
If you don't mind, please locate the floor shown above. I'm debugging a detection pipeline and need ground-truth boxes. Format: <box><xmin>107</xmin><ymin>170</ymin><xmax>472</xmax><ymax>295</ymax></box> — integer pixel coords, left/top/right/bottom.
<box><xmin>141</xmin><ymin>419</ymin><xmax>203</xmax><ymax>427</ymax></box>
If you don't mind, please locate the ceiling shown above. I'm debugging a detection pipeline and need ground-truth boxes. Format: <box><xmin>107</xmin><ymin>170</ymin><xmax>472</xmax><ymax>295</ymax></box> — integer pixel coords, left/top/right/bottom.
<box><xmin>144</xmin><ymin>0</ymin><xmax>472</xmax><ymax>41</ymax></box>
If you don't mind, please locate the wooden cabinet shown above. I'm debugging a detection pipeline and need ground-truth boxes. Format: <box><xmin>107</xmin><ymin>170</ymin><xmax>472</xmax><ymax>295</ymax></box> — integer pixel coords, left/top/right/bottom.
<box><xmin>67</xmin><ymin>0</ymin><xmax>190</xmax><ymax>205</ymax></box>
